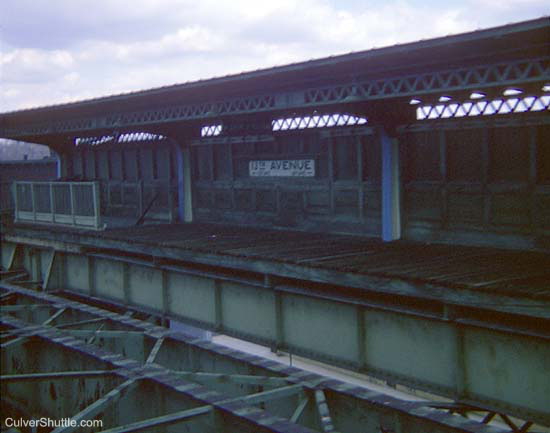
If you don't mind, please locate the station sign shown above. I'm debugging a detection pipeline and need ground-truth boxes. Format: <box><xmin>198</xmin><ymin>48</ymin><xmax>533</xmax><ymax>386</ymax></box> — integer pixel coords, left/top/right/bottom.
<box><xmin>249</xmin><ymin>159</ymin><xmax>315</xmax><ymax>177</ymax></box>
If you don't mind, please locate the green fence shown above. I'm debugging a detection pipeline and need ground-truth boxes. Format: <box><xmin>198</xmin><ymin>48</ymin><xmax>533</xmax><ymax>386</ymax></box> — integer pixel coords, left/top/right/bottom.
<box><xmin>14</xmin><ymin>181</ymin><xmax>102</xmax><ymax>230</ymax></box>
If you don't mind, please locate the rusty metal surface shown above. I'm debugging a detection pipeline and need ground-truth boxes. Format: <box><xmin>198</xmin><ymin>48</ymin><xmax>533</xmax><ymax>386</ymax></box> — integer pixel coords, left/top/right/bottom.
<box><xmin>1</xmin><ymin>283</ymin><xmax>514</xmax><ymax>433</ymax></box>
<box><xmin>72</xmin><ymin>223</ymin><xmax>550</xmax><ymax>301</ymax></box>
<box><xmin>3</xmin><ymin>223</ymin><xmax>550</xmax><ymax>427</ymax></box>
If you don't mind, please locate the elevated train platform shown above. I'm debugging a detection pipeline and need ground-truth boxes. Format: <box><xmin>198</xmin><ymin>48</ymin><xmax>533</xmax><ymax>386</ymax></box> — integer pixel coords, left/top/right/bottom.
<box><xmin>5</xmin><ymin>221</ymin><xmax>550</xmax><ymax>309</ymax></box>
<box><xmin>2</xmin><ymin>15</ymin><xmax>550</xmax><ymax>433</ymax></box>
<box><xmin>2</xmin><ymin>221</ymin><xmax>549</xmax><ymax>430</ymax></box>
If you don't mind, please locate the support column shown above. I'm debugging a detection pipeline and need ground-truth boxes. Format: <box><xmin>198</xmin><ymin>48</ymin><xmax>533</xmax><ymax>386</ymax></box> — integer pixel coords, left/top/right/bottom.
<box><xmin>380</xmin><ymin>128</ymin><xmax>401</xmax><ymax>241</ymax></box>
<box><xmin>56</xmin><ymin>252</ymin><xmax>66</xmax><ymax>289</ymax></box>
<box><xmin>175</xmin><ymin>143</ymin><xmax>193</xmax><ymax>222</ymax></box>
<box><xmin>31</xmin><ymin>249</ymin><xmax>42</xmax><ymax>283</ymax></box>
<box><xmin>54</xmin><ymin>150</ymin><xmax>69</xmax><ymax>179</ymax></box>
<box><xmin>87</xmin><ymin>256</ymin><xmax>96</xmax><ymax>296</ymax></box>
<box><xmin>42</xmin><ymin>250</ymin><xmax>56</xmax><ymax>291</ymax></box>
<box><xmin>214</xmin><ymin>279</ymin><xmax>222</xmax><ymax>332</ymax></box>
<box><xmin>5</xmin><ymin>243</ymin><xmax>21</xmax><ymax>270</ymax></box>
<box><xmin>356</xmin><ymin>305</ymin><xmax>367</xmax><ymax>370</ymax></box>
<box><xmin>55</xmin><ymin>152</ymin><xmax>62</xmax><ymax>179</ymax></box>
<box><xmin>122</xmin><ymin>262</ymin><xmax>130</xmax><ymax>305</ymax></box>
<box><xmin>162</xmin><ymin>270</ymin><xmax>170</xmax><ymax>327</ymax></box>
<box><xmin>327</xmin><ymin>137</ymin><xmax>335</xmax><ymax>216</ymax></box>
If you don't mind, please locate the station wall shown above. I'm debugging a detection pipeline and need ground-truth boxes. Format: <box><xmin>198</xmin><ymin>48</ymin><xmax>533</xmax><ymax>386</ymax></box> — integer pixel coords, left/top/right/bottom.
<box><xmin>191</xmin><ymin>127</ymin><xmax>382</xmax><ymax>237</ymax></box>
<box><xmin>56</xmin><ymin>118</ymin><xmax>549</xmax><ymax>250</ymax></box>
<box><xmin>65</xmin><ymin>141</ymin><xmax>178</xmax><ymax>222</ymax></box>
<box><xmin>401</xmin><ymin>122</ymin><xmax>549</xmax><ymax>249</ymax></box>
<box><xmin>190</xmin><ymin>120</ymin><xmax>549</xmax><ymax>249</ymax></box>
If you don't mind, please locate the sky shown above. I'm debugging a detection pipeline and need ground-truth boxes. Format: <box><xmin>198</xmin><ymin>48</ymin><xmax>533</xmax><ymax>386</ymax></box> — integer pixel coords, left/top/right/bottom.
<box><xmin>1</xmin><ymin>0</ymin><xmax>548</xmax><ymax>113</ymax></box>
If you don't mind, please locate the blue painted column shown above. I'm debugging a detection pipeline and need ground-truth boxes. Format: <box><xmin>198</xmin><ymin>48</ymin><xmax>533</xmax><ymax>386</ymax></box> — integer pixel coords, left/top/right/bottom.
<box><xmin>175</xmin><ymin>142</ymin><xmax>193</xmax><ymax>222</ymax></box>
<box><xmin>380</xmin><ymin>127</ymin><xmax>401</xmax><ymax>241</ymax></box>
<box><xmin>54</xmin><ymin>150</ymin><xmax>65</xmax><ymax>179</ymax></box>
<box><xmin>56</xmin><ymin>153</ymin><xmax>62</xmax><ymax>179</ymax></box>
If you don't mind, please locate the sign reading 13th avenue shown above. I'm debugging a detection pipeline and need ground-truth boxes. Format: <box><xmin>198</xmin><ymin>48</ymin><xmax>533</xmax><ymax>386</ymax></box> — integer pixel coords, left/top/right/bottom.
<box><xmin>249</xmin><ymin>160</ymin><xmax>315</xmax><ymax>177</ymax></box>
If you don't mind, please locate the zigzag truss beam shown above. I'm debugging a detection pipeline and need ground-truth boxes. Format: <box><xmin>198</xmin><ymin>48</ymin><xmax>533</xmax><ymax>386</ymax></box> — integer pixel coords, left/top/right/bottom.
<box><xmin>3</xmin><ymin>57</ymin><xmax>548</xmax><ymax>139</ymax></box>
<box><xmin>0</xmin><ymin>283</ymin><xmax>525</xmax><ymax>433</ymax></box>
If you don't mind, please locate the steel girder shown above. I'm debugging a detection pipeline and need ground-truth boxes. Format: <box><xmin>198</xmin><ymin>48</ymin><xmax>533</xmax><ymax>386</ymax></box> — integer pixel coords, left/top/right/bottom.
<box><xmin>1</xmin><ymin>57</ymin><xmax>549</xmax><ymax>140</ymax></box>
<box><xmin>1</xmin><ymin>283</ymin><xmax>514</xmax><ymax>433</ymax></box>
<box><xmin>1</xmin><ymin>235</ymin><xmax>549</xmax><ymax>429</ymax></box>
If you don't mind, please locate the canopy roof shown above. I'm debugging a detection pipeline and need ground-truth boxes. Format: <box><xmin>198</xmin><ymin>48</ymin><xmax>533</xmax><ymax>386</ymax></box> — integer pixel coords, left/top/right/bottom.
<box><xmin>1</xmin><ymin>17</ymin><xmax>548</xmax><ymax>146</ymax></box>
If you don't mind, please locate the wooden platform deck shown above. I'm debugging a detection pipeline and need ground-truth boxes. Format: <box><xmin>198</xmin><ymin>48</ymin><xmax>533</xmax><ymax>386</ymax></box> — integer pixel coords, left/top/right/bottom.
<box><xmin>100</xmin><ymin>224</ymin><xmax>550</xmax><ymax>298</ymax></box>
<box><xmin>14</xmin><ymin>222</ymin><xmax>547</xmax><ymax>302</ymax></box>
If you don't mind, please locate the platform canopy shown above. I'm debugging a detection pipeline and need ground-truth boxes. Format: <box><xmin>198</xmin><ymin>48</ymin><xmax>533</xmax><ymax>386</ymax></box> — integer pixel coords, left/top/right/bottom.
<box><xmin>0</xmin><ymin>17</ymin><xmax>549</xmax><ymax>148</ymax></box>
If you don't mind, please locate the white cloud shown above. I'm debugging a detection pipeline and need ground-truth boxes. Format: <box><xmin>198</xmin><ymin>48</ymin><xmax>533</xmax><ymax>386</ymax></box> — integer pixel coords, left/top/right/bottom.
<box><xmin>80</xmin><ymin>26</ymin><xmax>226</xmax><ymax>64</ymax></box>
<box><xmin>1</xmin><ymin>49</ymin><xmax>74</xmax><ymax>84</ymax></box>
<box><xmin>0</xmin><ymin>0</ymin><xmax>548</xmax><ymax>111</ymax></box>
<box><xmin>63</xmin><ymin>72</ymin><xmax>80</xmax><ymax>85</ymax></box>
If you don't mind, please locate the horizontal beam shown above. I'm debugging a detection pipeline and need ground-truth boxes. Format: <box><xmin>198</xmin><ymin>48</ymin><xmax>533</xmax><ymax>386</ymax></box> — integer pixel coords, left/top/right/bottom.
<box><xmin>62</xmin><ymin>330</ymin><xmax>145</xmax><ymax>338</ymax></box>
<box><xmin>56</xmin><ymin>251</ymin><xmax>550</xmax><ymax>425</ymax></box>
<box><xmin>0</xmin><ymin>312</ymin><xmax>314</xmax><ymax>433</ymax></box>
<box><xmin>1</xmin><ymin>370</ymin><xmax>115</xmax><ymax>382</ymax></box>
<box><xmin>1</xmin><ymin>284</ymin><xmax>513</xmax><ymax>433</ymax></box>
<box><xmin>0</xmin><ymin>304</ymin><xmax>53</xmax><ymax>312</ymax></box>
<box><xmin>5</xmin><ymin>232</ymin><xmax>548</xmax><ymax>321</ymax></box>
<box><xmin>219</xmin><ymin>384</ymin><xmax>304</xmax><ymax>406</ymax></box>
<box><xmin>2</xmin><ymin>57</ymin><xmax>548</xmax><ymax>139</ymax></box>
<box><xmin>56</xmin><ymin>317</ymin><xmax>107</xmax><ymax>328</ymax></box>
<box><xmin>173</xmin><ymin>371</ymin><xmax>292</xmax><ymax>387</ymax></box>
<box><xmin>2</xmin><ymin>232</ymin><xmax>549</xmax><ymax>426</ymax></box>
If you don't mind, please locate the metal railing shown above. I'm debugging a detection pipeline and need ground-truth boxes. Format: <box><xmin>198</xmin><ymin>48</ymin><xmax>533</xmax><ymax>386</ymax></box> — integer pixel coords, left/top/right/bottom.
<box><xmin>13</xmin><ymin>181</ymin><xmax>102</xmax><ymax>229</ymax></box>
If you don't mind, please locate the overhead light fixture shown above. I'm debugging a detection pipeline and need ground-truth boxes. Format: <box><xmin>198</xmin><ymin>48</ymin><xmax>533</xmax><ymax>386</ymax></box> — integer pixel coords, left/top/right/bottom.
<box><xmin>542</xmin><ymin>84</ymin><xmax>550</xmax><ymax>92</ymax></box>
<box><xmin>409</xmin><ymin>98</ymin><xmax>421</xmax><ymax>105</ymax></box>
<box><xmin>470</xmin><ymin>92</ymin><xmax>486</xmax><ymax>99</ymax></box>
<box><xmin>439</xmin><ymin>95</ymin><xmax>452</xmax><ymax>102</ymax></box>
<box><xmin>503</xmin><ymin>88</ymin><xmax>523</xmax><ymax>96</ymax></box>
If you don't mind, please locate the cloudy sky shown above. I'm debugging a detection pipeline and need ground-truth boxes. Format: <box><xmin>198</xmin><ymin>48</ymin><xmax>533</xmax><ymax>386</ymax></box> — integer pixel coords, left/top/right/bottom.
<box><xmin>1</xmin><ymin>0</ymin><xmax>548</xmax><ymax>112</ymax></box>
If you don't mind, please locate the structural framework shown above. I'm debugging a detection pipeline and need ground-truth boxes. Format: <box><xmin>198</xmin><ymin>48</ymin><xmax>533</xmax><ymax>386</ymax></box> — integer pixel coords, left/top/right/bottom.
<box><xmin>1</xmin><ymin>16</ymin><xmax>549</xmax><ymax>433</ymax></box>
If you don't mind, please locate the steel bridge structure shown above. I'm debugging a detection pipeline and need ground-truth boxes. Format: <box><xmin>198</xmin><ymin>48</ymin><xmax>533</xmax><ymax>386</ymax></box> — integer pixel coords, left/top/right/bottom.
<box><xmin>1</xmin><ymin>17</ymin><xmax>550</xmax><ymax>433</ymax></box>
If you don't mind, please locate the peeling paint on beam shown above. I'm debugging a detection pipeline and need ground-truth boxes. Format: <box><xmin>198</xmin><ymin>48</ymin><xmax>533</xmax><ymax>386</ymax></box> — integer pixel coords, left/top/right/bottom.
<box><xmin>97</xmin><ymin>405</ymin><xmax>214</xmax><ymax>433</ymax></box>
<box><xmin>2</xmin><ymin>239</ymin><xmax>550</xmax><ymax>426</ymax></box>
<box><xmin>0</xmin><ymin>370</ymin><xmax>115</xmax><ymax>382</ymax></box>
<box><xmin>1</xmin><ymin>284</ymin><xmax>520</xmax><ymax>432</ymax></box>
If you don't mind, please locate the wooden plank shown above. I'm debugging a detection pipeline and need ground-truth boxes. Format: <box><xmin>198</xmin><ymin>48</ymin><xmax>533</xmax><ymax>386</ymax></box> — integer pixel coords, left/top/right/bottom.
<box><xmin>8</xmin><ymin>223</ymin><xmax>550</xmax><ymax>304</ymax></box>
<box><xmin>424</xmin><ymin>254</ymin><xmax>549</xmax><ymax>283</ymax></box>
<box><xmin>367</xmin><ymin>251</ymin><xmax>490</xmax><ymax>276</ymax></box>
<box><xmin>265</xmin><ymin>242</ymin><xmax>370</xmax><ymax>261</ymax></box>
<box><xmin>223</xmin><ymin>235</ymin><xmax>358</xmax><ymax>256</ymax></box>
<box><xmin>387</xmin><ymin>251</ymin><xmax>498</xmax><ymax>276</ymax></box>
<box><xmin>468</xmin><ymin>271</ymin><xmax>550</xmax><ymax>288</ymax></box>
<box><xmin>297</xmin><ymin>250</ymin><xmax>376</xmax><ymax>264</ymax></box>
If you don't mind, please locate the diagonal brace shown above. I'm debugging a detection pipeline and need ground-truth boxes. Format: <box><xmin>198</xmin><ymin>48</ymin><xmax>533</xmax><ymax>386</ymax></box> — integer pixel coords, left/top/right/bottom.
<box><xmin>146</xmin><ymin>337</ymin><xmax>164</xmax><ymax>364</ymax></box>
<box><xmin>51</xmin><ymin>378</ymin><xmax>138</xmax><ymax>433</ymax></box>
<box><xmin>315</xmin><ymin>389</ymin><xmax>338</xmax><ymax>433</ymax></box>
<box><xmin>43</xmin><ymin>307</ymin><xmax>67</xmax><ymax>326</ymax></box>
